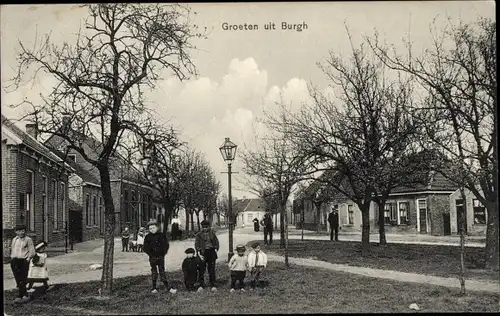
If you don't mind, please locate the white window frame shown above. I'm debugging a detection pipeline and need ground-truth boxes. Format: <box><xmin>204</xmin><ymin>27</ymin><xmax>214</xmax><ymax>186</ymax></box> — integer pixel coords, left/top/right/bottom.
<box><xmin>472</xmin><ymin>199</ymin><xmax>487</xmax><ymax>225</ymax></box>
<box><xmin>60</xmin><ymin>182</ymin><xmax>66</xmax><ymax>228</ymax></box>
<box><xmin>52</xmin><ymin>179</ymin><xmax>58</xmax><ymax>230</ymax></box>
<box><xmin>416</xmin><ymin>199</ymin><xmax>428</xmax><ymax>233</ymax></box>
<box><xmin>398</xmin><ymin>201</ymin><xmax>410</xmax><ymax>225</ymax></box>
<box><xmin>247</xmin><ymin>213</ymin><xmax>253</xmax><ymax>221</ymax></box>
<box><xmin>26</xmin><ymin>170</ymin><xmax>35</xmax><ymax>231</ymax></box>
<box><xmin>347</xmin><ymin>205</ymin><xmax>354</xmax><ymax>225</ymax></box>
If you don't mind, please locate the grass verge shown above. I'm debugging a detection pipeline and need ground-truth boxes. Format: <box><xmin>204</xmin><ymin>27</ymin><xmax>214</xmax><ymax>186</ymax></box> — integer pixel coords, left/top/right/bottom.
<box><xmin>3</xmin><ymin>262</ymin><xmax>498</xmax><ymax>315</ymax></box>
<box><xmin>249</xmin><ymin>239</ymin><xmax>498</xmax><ymax>281</ymax></box>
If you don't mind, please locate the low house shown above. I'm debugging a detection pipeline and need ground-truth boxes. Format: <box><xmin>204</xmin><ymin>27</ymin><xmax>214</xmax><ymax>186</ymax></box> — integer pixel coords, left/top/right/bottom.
<box><xmin>2</xmin><ymin>115</ymin><xmax>73</xmax><ymax>257</ymax></box>
<box><xmin>295</xmin><ymin>169</ymin><xmax>487</xmax><ymax>237</ymax></box>
<box><xmin>44</xmin><ymin>122</ymin><xmax>165</xmax><ymax>241</ymax></box>
<box><xmin>234</xmin><ymin>198</ymin><xmax>267</xmax><ymax>227</ymax></box>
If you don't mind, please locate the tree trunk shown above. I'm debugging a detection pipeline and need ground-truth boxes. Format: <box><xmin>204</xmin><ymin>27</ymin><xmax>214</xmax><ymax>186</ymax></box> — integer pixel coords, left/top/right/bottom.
<box><xmin>280</xmin><ymin>209</ymin><xmax>285</xmax><ymax>249</ymax></box>
<box><xmin>195</xmin><ymin>211</ymin><xmax>201</xmax><ymax>231</ymax></box>
<box><xmin>484</xmin><ymin>201</ymin><xmax>499</xmax><ymax>271</ymax></box>
<box><xmin>185</xmin><ymin>208</ymin><xmax>190</xmax><ymax>232</ymax></box>
<box><xmin>217</xmin><ymin>213</ymin><xmax>221</xmax><ymax>226</ymax></box>
<box><xmin>190</xmin><ymin>211</ymin><xmax>195</xmax><ymax>231</ymax></box>
<box><xmin>377</xmin><ymin>201</ymin><xmax>387</xmax><ymax>245</ymax></box>
<box><xmin>315</xmin><ymin>202</ymin><xmax>322</xmax><ymax>233</ymax></box>
<box><xmin>360</xmin><ymin>204</ymin><xmax>371</xmax><ymax>253</ymax></box>
<box><xmin>283</xmin><ymin>202</ymin><xmax>290</xmax><ymax>267</ymax></box>
<box><xmin>98</xmin><ymin>164</ymin><xmax>116</xmax><ymax>296</ymax></box>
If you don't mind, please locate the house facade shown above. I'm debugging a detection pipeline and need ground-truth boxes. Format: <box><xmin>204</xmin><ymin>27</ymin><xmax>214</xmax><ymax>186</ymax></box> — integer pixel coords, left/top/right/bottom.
<box><xmin>2</xmin><ymin>116</ymin><xmax>73</xmax><ymax>257</ymax></box>
<box><xmin>233</xmin><ymin>197</ymin><xmax>293</xmax><ymax>229</ymax></box>
<box><xmin>45</xmin><ymin>130</ymin><xmax>164</xmax><ymax>241</ymax></box>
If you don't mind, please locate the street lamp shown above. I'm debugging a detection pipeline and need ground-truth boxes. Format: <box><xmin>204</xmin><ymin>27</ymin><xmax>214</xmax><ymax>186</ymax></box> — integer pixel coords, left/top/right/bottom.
<box><xmin>219</xmin><ymin>137</ymin><xmax>238</xmax><ymax>262</ymax></box>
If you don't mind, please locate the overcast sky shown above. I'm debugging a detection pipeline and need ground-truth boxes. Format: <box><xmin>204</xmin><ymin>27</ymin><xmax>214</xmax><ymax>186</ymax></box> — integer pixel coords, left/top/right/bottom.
<box><xmin>1</xmin><ymin>2</ymin><xmax>495</xmax><ymax>199</ymax></box>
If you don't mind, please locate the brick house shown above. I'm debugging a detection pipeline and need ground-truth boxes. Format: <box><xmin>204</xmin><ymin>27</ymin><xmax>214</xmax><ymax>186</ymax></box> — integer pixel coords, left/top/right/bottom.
<box><xmin>295</xmin><ymin>169</ymin><xmax>487</xmax><ymax>237</ymax></box>
<box><xmin>44</xmin><ymin>128</ymin><xmax>165</xmax><ymax>241</ymax></box>
<box><xmin>2</xmin><ymin>115</ymin><xmax>73</xmax><ymax>257</ymax></box>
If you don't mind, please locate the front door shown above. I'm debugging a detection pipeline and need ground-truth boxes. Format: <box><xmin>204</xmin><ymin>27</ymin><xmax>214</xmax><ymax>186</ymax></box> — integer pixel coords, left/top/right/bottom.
<box><xmin>419</xmin><ymin>209</ymin><xmax>427</xmax><ymax>233</ymax></box>
<box><xmin>456</xmin><ymin>199</ymin><xmax>468</xmax><ymax>234</ymax></box>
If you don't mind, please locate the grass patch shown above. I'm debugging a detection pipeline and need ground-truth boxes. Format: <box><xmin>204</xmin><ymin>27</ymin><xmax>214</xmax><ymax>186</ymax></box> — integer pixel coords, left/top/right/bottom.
<box><xmin>4</xmin><ymin>262</ymin><xmax>499</xmax><ymax>315</ymax></box>
<box><xmin>251</xmin><ymin>239</ymin><xmax>498</xmax><ymax>281</ymax></box>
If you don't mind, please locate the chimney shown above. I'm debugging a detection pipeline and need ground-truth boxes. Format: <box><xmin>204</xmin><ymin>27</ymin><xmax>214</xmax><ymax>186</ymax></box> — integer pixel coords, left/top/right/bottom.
<box><xmin>25</xmin><ymin>123</ymin><xmax>38</xmax><ymax>140</ymax></box>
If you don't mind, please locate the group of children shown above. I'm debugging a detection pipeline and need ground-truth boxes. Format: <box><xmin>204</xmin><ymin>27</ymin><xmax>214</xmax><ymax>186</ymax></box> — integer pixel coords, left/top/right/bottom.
<box><xmin>9</xmin><ymin>225</ymin><xmax>53</xmax><ymax>304</ymax></box>
<box><xmin>121</xmin><ymin>226</ymin><xmax>146</xmax><ymax>252</ymax></box>
<box><xmin>9</xmin><ymin>219</ymin><xmax>268</xmax><ymax>304</ymax></box>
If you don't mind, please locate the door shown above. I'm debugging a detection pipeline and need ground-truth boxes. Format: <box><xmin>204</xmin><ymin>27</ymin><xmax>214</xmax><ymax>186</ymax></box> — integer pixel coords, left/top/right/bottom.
<box><xmin>443</xmin><ymin>213</ymin><xmax>451</xmax><ymax>235</ymax></box>
<box><xmin>69</xmin><ymin>210</ymin><xmax>83</xmax><ymax>243</ymax></box>
<box><xmin>456</xmin><ymin>199</ymin><xmax>468</xmax><ymax>234</ymax></box>
<box><xmin>419</xmin><ymin>209</ymin><xmax>427</xmax><ymax>233</ymax></box>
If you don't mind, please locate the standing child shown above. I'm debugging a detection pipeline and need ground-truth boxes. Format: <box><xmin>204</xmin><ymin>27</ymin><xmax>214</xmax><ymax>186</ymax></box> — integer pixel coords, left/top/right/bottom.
<box><xmin>121</xmin><ymin>226</ymin><xmax>130</xmax><ymax>252</ymax></box>
<box><xmin>182</xmin><ymin>248</ymin><xmax>200</xmax><ymax>291</ymax></box>
<box><xmin>247</xmin><ymin>242</ymin><xmax>268</xmax><ymax>289</ymax></box>
<box><xmin>228</xmin><ymin>245</ymin><xmax>248</xmax><ymax>292</ymax></box>
<box><xmin>195</xmin><ymin>220</ymin><xmax>220</xmax><ymax>292</ymax></box>
<box><xmin>137</xmin><ymin>227</ymin><xmax>145</xmax><ymax>253</ymax></box>
<box><xmin>10</xmin><ymin>225</ymin><xmax>35</xmax><ymax>304</ymax></box>
<box><xmin>27</xmin><ymin>242</ymin><xmax>54</xmax><ymax>293</ymax></box>
<box><xmin>143</xmin><ymin>220</ymin><xmax>176</xmax><ymax>294</ymax></box>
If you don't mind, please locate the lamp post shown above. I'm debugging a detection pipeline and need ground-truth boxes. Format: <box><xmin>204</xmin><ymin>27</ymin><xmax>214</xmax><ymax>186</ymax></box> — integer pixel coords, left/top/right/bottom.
<box><xmin>219</xmin><ymin>137</ymin><xmax>238</xmax><ymax>262</ymax></box>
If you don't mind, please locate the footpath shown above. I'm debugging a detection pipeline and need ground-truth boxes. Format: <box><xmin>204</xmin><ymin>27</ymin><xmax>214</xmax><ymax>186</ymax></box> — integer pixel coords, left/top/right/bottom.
<box><xmin>3</xmin><ymin>230</ymin><xmax>497</xmax><ymax>294</ymax></box>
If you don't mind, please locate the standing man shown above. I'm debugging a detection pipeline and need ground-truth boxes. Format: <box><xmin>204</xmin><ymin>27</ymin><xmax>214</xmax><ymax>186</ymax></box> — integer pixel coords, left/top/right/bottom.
<box><xmin>328</xmin><ymin>207</ymin><xmax>339</xmax><ymax>241</ymax></box>
<box><xmin>10</xmin><ymin>225</ymin><xmax>35</xmax><ymax>304</ymax></box>
<box><xmin>195</xmin><ymin>220</ymin><xmax>220</xmax><ymax>292</ymax></box>
<box><xmin>260</xmin><ymin>213</ymin><xmax>274</xmax><ymax>246</ymax></box>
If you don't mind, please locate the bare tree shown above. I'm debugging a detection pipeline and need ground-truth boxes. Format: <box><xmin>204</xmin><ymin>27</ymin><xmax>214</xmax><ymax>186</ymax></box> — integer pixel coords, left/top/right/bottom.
<box><xmin>241</xmin><ymin>133</ymin><xmax>308</xmax><ymax>267</ymax></box>
<box><xmin>6</xmin><ymin>4</ymin><xmax>203</xmax><ymax>295</ymax></box>
<box><xmin>266</xmin><ymin>29</ymin><xmax>422</xmax><ymax>250</ymax></box>
<box><xmin>370</xmin><ymin>17</ymin><xmax>498</xmax><ymax>269</ymax></box>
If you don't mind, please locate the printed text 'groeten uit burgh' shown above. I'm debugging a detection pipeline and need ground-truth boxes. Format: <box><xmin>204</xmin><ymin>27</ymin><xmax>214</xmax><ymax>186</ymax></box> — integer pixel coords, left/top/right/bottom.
<box><xmin>222</xmin><ymin>22</ymin><xmax>308</xmax><ymax>32</ymax></box>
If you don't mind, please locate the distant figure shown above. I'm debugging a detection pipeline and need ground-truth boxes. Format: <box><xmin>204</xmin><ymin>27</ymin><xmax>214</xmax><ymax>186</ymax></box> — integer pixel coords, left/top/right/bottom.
<box><xmin>121</xmin><ymin>226</ymin><xmax>130</xmax><ymax>252</ymax></box>
<box><xmin>137</xmin><ymin>227</ymin><xmax>145</xmax><ymax>253</ymax></box>
<box><xmin>171</xmin><ymin>216</ymin><xmax>180</xmax><ymax>241</ymax></box>
<box><xmin>328</xmin><ymin>208</ymin><xmax>339</xmax><ymax>241</ymax></box>
<box><xmin>260</xmin><ymin>213</ymin><xmax>274</xmax><ymax>246</ymax></box>
<box><xmin>253</xmin><ymin>218</ymin><xmax>260</xmax><ymax>232</ymax></box>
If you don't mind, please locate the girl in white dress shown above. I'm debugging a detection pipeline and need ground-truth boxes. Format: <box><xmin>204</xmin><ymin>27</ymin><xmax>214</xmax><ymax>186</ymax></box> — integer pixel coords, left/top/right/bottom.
<box><xmin>27</xmin><ymin>242</ymin><xmax>54</xmax><ymax>293</ymax></box>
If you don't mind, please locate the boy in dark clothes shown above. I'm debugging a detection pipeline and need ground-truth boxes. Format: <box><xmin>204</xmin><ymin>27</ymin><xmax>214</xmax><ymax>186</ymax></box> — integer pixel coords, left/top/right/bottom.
<box><xmin>143</xmin><ymin>220</ymin><xmax>176</xmax><ymax>294</ymax></box>
<box><xmin>195</xmin><ymin>220</ymin><xmax>220</xmax><ymax>292</ymax></box>
<box><xmin>182</xmin><ymin>248</ymin><xmax>200</xmax><ymax>291</ymax></box>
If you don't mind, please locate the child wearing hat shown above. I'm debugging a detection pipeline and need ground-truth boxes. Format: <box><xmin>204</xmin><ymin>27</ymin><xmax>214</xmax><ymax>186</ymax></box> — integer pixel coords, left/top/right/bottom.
<box><xmin>143</xmin><ymin>220</ymin><xmax>176</xmax><ymax>294</ymax></box>
<box><xmin>10</xmin><ymin>224</ymin><xmax>35</xmax><ymax>304</ymax></box>
<box><xmin>247</xmin><ymin>242</ymin><xmax>268</xmax><ymax>289</ymax></box>
<box><xmin>27</xmin><ymin>241</ymin><xmax>54</xmax><ymax>293</ymax></box>
<box><xmin>182</xmin><ymin>248</ymin><xmax>200</xmax><ymax>291</ymax></box>
<box><xmin>228</xmin><ymin>245</ymin><xmax>249</xmax><ymax>292</ymax></box>
<box><xmin>195</xmin><ymin>220</ymin><xmax>219</xmax><ymax>292</ymax></box>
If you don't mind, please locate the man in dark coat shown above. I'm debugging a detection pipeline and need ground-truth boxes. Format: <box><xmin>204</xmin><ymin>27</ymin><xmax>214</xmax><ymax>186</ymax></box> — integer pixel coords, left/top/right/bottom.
<box><xmin>328</xmin><ymin>208</ymin><xmax>339</xmax><ymax>241</ymax></box>
<box><xmin>253</xmin><ymin>218</ymin><xmax>260</xmax><ymax>232</ymax></box>
<box><xmin>195</xmin><ymin>220</ymin><xmax>220</xmax><ymax>291</ymax></box>
<box><xmin>260</xmin><ymin>213</ymin><xmax>273</xmax><ymax>246</ymax></box>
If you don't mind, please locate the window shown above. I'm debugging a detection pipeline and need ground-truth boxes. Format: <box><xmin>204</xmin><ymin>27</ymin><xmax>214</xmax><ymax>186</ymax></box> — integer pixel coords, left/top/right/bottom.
<box><xmin>67</xmin><ymin>154</ymin><xmax>76</xmax><ymax>162</ymax></box>
<box><xmin>131</xmin><ymin>190</ymin><xmax>136</xmax><ymax>224</ymax></box>
<box><xmin>141</xmin><ymin>194</ymin><xmax>147</xmax><ymax>225</ymax></box>
<box><xmin>473</xmin><ymin>199</ymin><xmax>486</xmax><ymax>224</ymax></box>
<box><xmin>247</xmin><ymin>213</ymin><xmax>253</xmax><ymax>221</ymax></box>
<box><xmin>398</xmin><ymin>202</ymin><xmax>410</xmax><ymax>225</ymax></box>
<box><xmin>85</xmin><ymin>194</ymin><xmax>90</xmax><ymax>226</ymax></box>
<box><xmin>124</xmin><ymin>190</ymin><xmax>129</xmax><ymax>223</ymax></box>
<box><xmin>383</xmin><ymin>204</ymin><xmax>391</xmax><ymax>224</ymax></box>
<box><xmin>42</xmin><ymin>176</ymin><xmax>47</xmax><ymax>229</ymax></box>
<box><xmin>26</xmin><ymin>170</ymin><xmax>35</xmax><ymax>231</ymax></box>
<box><xmin>347</xmin><ymin>205</ymin><xmax>354</xmax><ymax>225</ymax></box>
<box><xmin>60</xmin><ymin>183</ymin><xmax>66</xmax><ymax>228</ymax></box>
<box><xmin>385</xmin><ymin>202</ymin><xmax>397</xmax><ymax>223</ymax></box>
<box><xmin>52</xmin><ymin>180</ymin><xmax>58</xmax><ymax>230</ymax></box>
<box><xmin>99</xmin><ymin>196</ymin><xmax>104</xmax><ymax>228</ymax></box>
<box><xmin>93</xmin><ymin>195</ymin><xmax>97</xmax><ymax>225</ymax></box>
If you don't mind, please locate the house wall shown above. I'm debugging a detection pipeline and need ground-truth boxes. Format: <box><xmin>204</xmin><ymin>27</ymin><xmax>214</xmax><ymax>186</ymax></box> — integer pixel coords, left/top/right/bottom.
<box><xmin>237</xmin><ymin>211</ymin><xmax>266</xmax><ymax>227</ymax></box>
<box><xmin>449</xmin><ymin>189</ymin><xmax>487</xmax><ymax>236</ymax></box>
<box><xmin>81</xmin><ymin>185</ymin><xmax>103</xmax><ymax>242</ymax></box>
<box><xmin>2</xmin><ymin>143</ymin><xmax>69</xmax><ymax>258</ymax></box>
